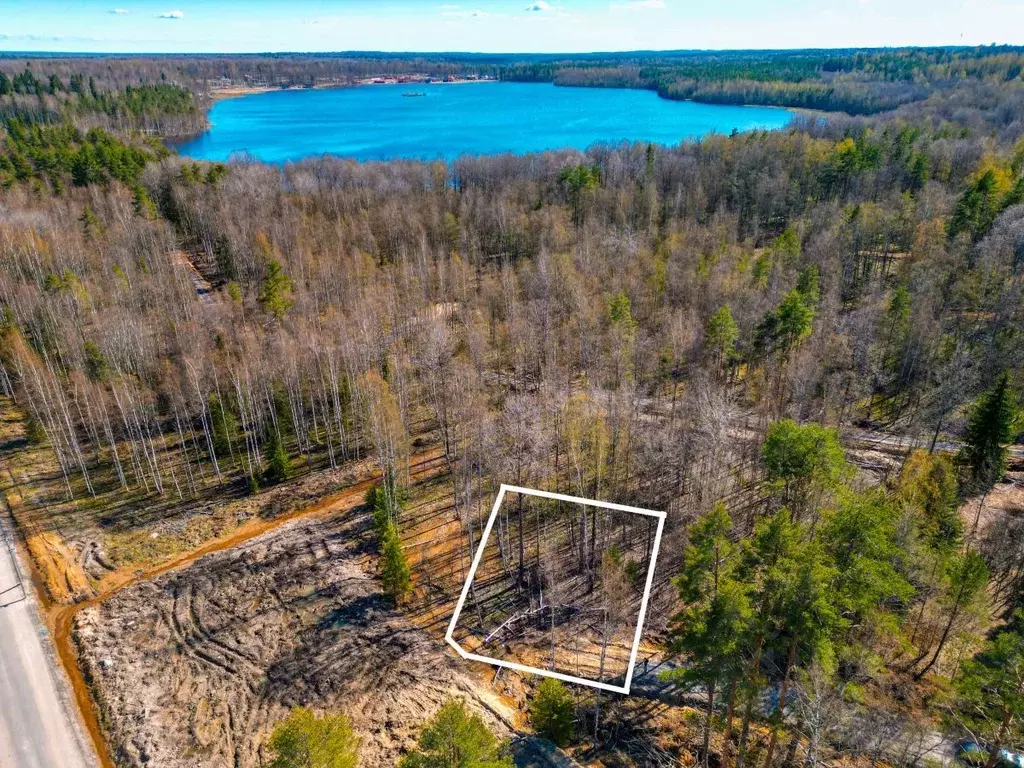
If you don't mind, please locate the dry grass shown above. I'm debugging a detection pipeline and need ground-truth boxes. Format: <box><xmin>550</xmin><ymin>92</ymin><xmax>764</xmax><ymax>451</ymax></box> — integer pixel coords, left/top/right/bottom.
<box><xmin>24</xmin><ymin>528</ymin><xmax>93</xmax><ymax>603</ymax></box>
<box><xmin>0</xmin><ymin>406</ymin><xmax>93</xmax><ymax>603</ymax></box>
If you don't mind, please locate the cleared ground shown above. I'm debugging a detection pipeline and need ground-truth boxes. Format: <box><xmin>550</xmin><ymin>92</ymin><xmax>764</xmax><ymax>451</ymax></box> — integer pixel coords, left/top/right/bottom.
<box><xmin>77</xmin><ymin>496</ymin><xmax>517</xmax><ymax>767</ymax></box>
<box><xmin>0</xmin><ymin>399</ymin><xmax>387</xmax><ymax>608</ymax></box>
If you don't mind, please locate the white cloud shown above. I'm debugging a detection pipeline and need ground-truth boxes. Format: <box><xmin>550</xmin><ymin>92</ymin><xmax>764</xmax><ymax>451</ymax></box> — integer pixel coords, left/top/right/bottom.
<box><xmin>157</xmin><ymin>9</ymin><xmax>184</xmax><ymax>19</ymax></box>
<box><xmin>110</xmin><ymin>8</ymin><xmax>129</xmax><ymax>14</ymax></box>
<box><xmin>524</xmin><ymin>1</ymin><xmax>552</xmax><ymax>11</ymax></box>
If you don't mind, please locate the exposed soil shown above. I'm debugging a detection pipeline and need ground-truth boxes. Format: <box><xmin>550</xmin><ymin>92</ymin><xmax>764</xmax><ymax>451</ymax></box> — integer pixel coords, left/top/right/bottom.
<box><xmin>76</xmin><ymin>492</ymin><xmax>517</xmax><ymax>767</ymax></box>
<box><xmin>45</xmin><ymin>451</ymin><xmax>449</xmax><ymax>768</ymax></box>
<box><xmin>2</xmin><ymin>389</ymin><xmax>524</xmax><ymax>768</ymax></box>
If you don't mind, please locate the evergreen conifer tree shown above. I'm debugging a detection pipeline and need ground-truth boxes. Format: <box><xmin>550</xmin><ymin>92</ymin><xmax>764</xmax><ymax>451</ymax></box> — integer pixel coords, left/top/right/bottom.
<box><xmin>399</xmin><ymin>698</ymin><xmax>513</xmax><ymax>768</ymax></box>
<box><xmin>264</xmin><ymin>428</ymin><xmax>290</xmax><ymax>485</ymax></box>
<box><xmin>666</xmin><ymin>503</ymin><xmax>751</xmax><ymax>768</ymax></box>
<box><xmin>380</xmin><ymin>521</ymin><xmax>411</xmax><ymax>604</ymax></box>
<box><xmin>268</xmin><ymin>708</ymin><xmax>360</xmax><ymax>768</ymax></box>
<box><xmin>530</xmin><ymin>678</ymin><xmax>575</xmax><ymax>747</ymax></box>
<box><xmin>960</xmin><ymin>371</ymin><xmax>1019</xmax><ymax>495</ymax></box>
<box><xmin>951</xmin><ymin>619</ymin><xmax>1024</xmax><ymax>768</ymax></box>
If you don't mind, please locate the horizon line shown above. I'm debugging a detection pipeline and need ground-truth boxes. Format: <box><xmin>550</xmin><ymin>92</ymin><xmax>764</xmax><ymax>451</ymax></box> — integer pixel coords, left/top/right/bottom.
<box><xmin>2</xmin><ymin>43</ymin><xmax>1024</xmax><ymax>59</ymax></box>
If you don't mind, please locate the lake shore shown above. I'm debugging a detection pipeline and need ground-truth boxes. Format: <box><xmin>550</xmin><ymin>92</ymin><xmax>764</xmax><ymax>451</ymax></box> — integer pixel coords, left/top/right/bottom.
<box><xmin>210</xmin><ymin>83</ymin><xmax>348</xmax><ymax>101</ymax></box>
<box><xmin>210</xmin><ymin>76</ymin><xmax>496</xmax><ymax>102</ymax></box>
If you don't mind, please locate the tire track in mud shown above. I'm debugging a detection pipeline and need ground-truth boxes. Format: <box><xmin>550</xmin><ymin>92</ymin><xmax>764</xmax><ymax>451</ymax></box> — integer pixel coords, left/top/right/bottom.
<box><xmin>189</xmin><ymin>585</ymin><xmax>263</xmax><ymax>669</ymax></box>
<box><xmin>46</xmin><ymin>450</ymin><xmax>445</xmax><ymax>768</ymax></box>
<box><xmin>170</xmin><ymin>581</ymin><xmax>261</xmax><ymax>694</ymax></box>
<box><xmin>90</xmin><ymin>484</ymin><xmax>483</xmax><ymax>766</ymax></box>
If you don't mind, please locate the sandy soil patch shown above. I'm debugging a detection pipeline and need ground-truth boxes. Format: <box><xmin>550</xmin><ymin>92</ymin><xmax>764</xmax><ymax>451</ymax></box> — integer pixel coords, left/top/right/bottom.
<box><xmin>77</xmin><ymin>505</ymin><xmax>515</xmax><ymax>767</ymax></box>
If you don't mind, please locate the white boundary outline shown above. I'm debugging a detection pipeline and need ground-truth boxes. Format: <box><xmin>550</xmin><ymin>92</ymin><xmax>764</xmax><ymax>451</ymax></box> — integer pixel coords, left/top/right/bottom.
<box><xmin>444</xmin><ymin>484</ymin><xmax>666</xmax><ymax>695</ymax></box>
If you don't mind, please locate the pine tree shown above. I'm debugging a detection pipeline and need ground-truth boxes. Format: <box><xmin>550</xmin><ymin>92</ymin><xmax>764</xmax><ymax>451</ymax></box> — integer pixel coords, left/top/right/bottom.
<box><xmin>761</xmin><ymin>420</ymin><xmax>850</xmax><ymax>520</ymax></box>
<box><xmin>79</xmin><ymin>204</ymin><xmax>103</xmax><ymax>240</ymax></box>
<box><xmin>754</xmin><ymin>289</ymin><xmax>815</xmax><ymax>360</ymax></box>
<box><xmin>530</xmin><ymin>678</ymin><xmax>575</xmax><ymax>747</ymax></box>
<box><xmin>666</xmin><ymin>503</ymin><xmax>751</xmax><ymax>768</ymax></box>
<box><xmin>741</xmin><ymin>511</ymin><xmax>838</xmax><ymax>768</ymax></box>
<box><xmin>735</xmin><ymin>510</ymin><xmax>830</xmax><ymax>768</ymax></box>
<box><xmin>948</xmin><ymin>169</ymin><xmax>1005</xmax><ymax>242</ymax></box>
<box><xmin>796</xmin><ymin>264</ymin><xmax>820</xmax><ymax>306</ymax></box>
<box><xmin>558</xmin><ymin>163</ymin><xmax>600</xmax><ymax>228</ymax></box>
<box><xmin>268</xmin><ymin>707</ymin><xmax>360</xmax><ymax>768</ymax></box>
<box><xmin>366</xmin><ymin>485</ymin><xmax>389</xmax><ymax>539</ymax></box>
<box><xmin>260</xmin><ymin>259</ymin><xmax>295</xmax><ymax>321</ymax></box>
<box><xmin>775</xmin><ymin>289</ymin><xmax>815</xmax><ymax>350</ymax></box>
<box><xmin>951</xmin><ymin>619</ymin><xmax>1024</xmax><ymax>768</ymax></box>
<box><xmin>132</xmin><ymin>184</ymin><xmax>157</xmax><ymax>219</ymax></box>
<box><xmin>71</xmin><ymin>146</ymin><xmax>106</xmax><ymax>187</ymax></box>
<box><xmin>367</xmin><ymin>482</ymin><xmax>408</xmax><ymax>542</ymax></box>
<box><xmin>264</xmin><ymin>428</ymin><xmax>290</xmax><ymax>485</ymax></box>
<box><xmin>399</xmin><ymin>698</ymin><xmax>513</xmax><ymax>768</ymax></box>
<box><xmin>208</xmin><ymin>394</ymin><xmax>239</xmax><ymax>463</ymax></box>
<box><xmin>83</xmin><ymin>340</ymin><xmax>109</xmax><ymax>382</ymax></box>
<box><xmin>23</xmin><ymin>412</ymin><xmax>46</xmax><ymax>445</ymax></box>
<box><xmin>705</xmin><ymin>305</ymin><xmax>739</xmax><ymax>375</ymax></box>
<box><xmin>880</xmin><ymin>283</ymin><xmax>912</xmax><ymax>396</ymax></box>
<box><xmin>734</xmin><ymin>508</ymin><xmax>801</xmax><ymax>768</ymax></box>
<box><xmin>380</xmin><ymin>521</ymin><xmax>411</xmax><ymax>605</ymax></box>
<box><xmin>821</xmin><ymin>489</ymin><xmax>913</xmax><ymax>622</ymax></box>
<box><xmin>960</xmin><ymin>371</ymin><xmax>1019</xmax><ymax>496</ymax></box>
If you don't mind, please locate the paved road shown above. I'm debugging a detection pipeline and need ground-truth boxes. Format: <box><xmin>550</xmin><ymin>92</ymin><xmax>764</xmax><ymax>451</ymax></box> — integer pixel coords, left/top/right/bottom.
<box><xmin>0</xmin><ymin>520</ymin><xmax>94</xmax><ymax>768</ymax></box>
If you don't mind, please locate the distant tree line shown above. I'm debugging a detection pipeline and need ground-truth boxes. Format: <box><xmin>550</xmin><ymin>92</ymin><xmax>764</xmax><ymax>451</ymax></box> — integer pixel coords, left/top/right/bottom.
<box><xmin>506</xmin><ymin>46</ymin><xmax>1024</xmax><ymax>116</ymax></box>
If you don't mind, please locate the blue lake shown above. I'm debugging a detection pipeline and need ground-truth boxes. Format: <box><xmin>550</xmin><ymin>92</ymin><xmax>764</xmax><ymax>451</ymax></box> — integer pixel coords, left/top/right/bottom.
<box><xmin>177</xmin><ymin>82</ymin><xmax>794</xmax><ymax>164</ymax></box>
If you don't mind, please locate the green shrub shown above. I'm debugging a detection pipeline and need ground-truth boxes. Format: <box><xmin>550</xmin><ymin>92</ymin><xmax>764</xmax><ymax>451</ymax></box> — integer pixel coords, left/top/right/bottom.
<box><xmin>530</xmin><ymin>678</ymin><xmax>575</xmax><ymax>746</ymax></box>
<box><xmin>399</xmin><ymin>698</ymin><xmax>512</xmax><ymax>768</ymax></box>
<box><xmin>268</xmin><ymin>707</ymin><xmax>360</xmax><ymax>768</ymax></box>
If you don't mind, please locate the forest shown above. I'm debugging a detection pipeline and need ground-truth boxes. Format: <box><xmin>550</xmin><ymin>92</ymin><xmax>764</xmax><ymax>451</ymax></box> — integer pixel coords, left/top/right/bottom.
<box><xmin>6</xmin><ymin>45</ymin><xmax>1024</xmax><ymax>118</ymax></box>
<box><xmin>0</xmin><ymin>47</ymin><xmax>1023</xmax><ymax>768</ymax></box>
<box><xmin>515</xmin><ymin>47</ymin><xmax>1024</xmax><ymax>115</ymax></box>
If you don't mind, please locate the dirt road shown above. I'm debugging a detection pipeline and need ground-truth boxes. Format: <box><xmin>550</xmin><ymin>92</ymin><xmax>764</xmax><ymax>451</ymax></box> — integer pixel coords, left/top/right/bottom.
<box><xmin>175</xmin><ymin>250</ymin><xmax>215</xmax><ymax>303</ymax></box>
<box><xmin>0</xmin><ymin>519</ymin><xmax>95</xmax><ymax>768</ymax></box>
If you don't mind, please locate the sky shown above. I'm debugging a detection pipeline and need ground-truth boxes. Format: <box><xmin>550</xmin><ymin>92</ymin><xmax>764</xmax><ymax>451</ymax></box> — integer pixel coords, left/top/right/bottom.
<box><xmin>0</xmin><ymin>0</ymin><xmax>1021</xmax><ymax>54</ymax></box>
